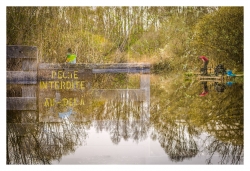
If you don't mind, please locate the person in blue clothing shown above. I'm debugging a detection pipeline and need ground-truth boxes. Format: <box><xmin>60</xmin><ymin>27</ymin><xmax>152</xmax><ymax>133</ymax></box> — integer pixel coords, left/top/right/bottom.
<box><xmin>226</xmin><ymin>70</ymin><xmax>236</xmax><ymax>77</ymax></box>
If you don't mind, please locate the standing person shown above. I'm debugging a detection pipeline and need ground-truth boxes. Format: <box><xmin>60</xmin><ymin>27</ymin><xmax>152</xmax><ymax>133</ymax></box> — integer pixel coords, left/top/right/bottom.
<box><xmin>199</xmin><ymin>81</ymin><xmax>209</xmax><ymax>96</ymax></box>
<box><xmin>66</xmin><ymin>48</ymin><xmax>77</xmax><ymax>64</ymax></box>
<box><xmin>199</xmin><ymin>56</ymin><xmax>209</xmax><ymax>75</ymax></box>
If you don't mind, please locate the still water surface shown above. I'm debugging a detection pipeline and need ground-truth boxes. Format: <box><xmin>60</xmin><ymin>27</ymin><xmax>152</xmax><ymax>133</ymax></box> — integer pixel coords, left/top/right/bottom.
<box><xmin>6</xmin><ymin>72</ymin><xmax>244</xmax><ymax>164</ymax></box>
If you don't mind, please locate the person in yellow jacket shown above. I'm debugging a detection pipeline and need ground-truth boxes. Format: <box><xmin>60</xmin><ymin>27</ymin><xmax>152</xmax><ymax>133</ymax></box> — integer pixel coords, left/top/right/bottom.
<box><xmin>66</xmin><ymin>48</ymin><xmax>76</xmax><ymax>64</ymax></box>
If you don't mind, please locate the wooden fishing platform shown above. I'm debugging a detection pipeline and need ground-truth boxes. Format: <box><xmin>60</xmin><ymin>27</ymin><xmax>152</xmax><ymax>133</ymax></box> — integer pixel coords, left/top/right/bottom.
<box><xmin>38</xmin><ymin>63</ymin><xmax>150</xmax><ymax>81</ymax></box>
<box><xmin>197</xmin><ymin>74</ymin><xmax>242</xmax><ymax>82</ymax></box>
<box><xmin>197</xmin><ymin>75</ymin><xmax>224</xmax><ymax>82</ymax></box>
<box><xmin>38</xmin><ymin>63</ymin><xmax>150</xmax><ymax>72</ymax></box>
<box><xmin>186</xmin><ymin>71</ymin><xmax>242</xmax><ymax>82</ymax></box>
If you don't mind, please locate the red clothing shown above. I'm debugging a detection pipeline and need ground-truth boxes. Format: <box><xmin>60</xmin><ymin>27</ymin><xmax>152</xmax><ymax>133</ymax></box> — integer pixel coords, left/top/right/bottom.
<box><xmin>199</xmin><ymin>91</ymin><xmax>208</xmax><ymax>96</ymax></box>
<box><xmin>199</xmin><ymin>56</ymin><xmax>209</xmax><ymax>62</ymax></box>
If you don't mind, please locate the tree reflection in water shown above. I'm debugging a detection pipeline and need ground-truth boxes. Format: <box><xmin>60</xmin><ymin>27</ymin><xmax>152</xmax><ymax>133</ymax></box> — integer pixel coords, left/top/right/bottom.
<box><xmin>6</xmin><ymin>73</ymin><xmax>243</xmax><ymax>164</ymax></box>
<box><xmin>92</xmin><ymin>92</ymin><xmax>150</xmax><ymax>144</ymax></box>
<box><xmin>157</xmin><ymin>121</ymin><xmax>199</xmax><ymax>162</ymax></box>
<box><xmin>150</xmin><ymin>74</ymin><xmax>243</xmax><ymax>164</ymax></box>
<box><xmin>7</xmin><ymin>111</ymin><xmax>89</xmax><ymax>164</ymax></box>
<box><xmin>204</xmin><ymin>137</ymin><xmax>243</xmax><ymax>164</ymax></box>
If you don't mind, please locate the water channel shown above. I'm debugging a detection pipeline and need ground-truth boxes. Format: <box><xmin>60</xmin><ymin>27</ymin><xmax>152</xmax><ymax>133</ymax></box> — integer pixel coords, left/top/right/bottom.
<box><xmin>6</xmin><ymin>71</ymin><xmax>244</xmax><ymax>165</ymax></box>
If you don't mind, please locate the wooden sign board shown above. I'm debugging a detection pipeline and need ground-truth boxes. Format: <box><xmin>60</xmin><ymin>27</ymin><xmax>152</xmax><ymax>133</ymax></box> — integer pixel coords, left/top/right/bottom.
<box><xmin>7</xmin><ymin>45</ymin><xmax>38</xmax><ymax>84</ymax></box>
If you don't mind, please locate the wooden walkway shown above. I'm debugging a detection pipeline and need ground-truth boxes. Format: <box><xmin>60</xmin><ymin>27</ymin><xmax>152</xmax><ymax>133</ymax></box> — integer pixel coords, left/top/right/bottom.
<box><xmin>197</xmin><ymin>75</ymin><xmax>224</xmax><ymax>82</ymax></box>
<box><xmin>8</xmin><ymin>63</ymin><xmax>150</xmax><ymax>84</ymax></box>
<box><xmin>38</xmin><ymin>63</ymin><xmax>150</xmax><ymax>74</ymax></box>
<box><xmin>38</xmin><ymin>63</ymin><xmax>150</xmax><ymax>70</ymax></box>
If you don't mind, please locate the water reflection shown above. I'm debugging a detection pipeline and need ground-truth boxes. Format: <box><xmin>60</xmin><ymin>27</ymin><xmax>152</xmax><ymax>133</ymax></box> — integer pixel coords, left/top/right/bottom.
<box><xmin>7</xmin><ymin>120</ymin><xmax>89</xmax><ymax>164</ymax></box>
<box><xmin>6</xmin><ymin>73</ymin><xmax>243</xmax><ymax>164</ymax></box>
